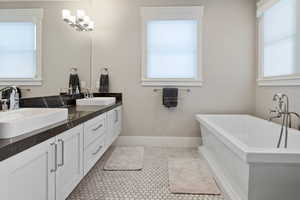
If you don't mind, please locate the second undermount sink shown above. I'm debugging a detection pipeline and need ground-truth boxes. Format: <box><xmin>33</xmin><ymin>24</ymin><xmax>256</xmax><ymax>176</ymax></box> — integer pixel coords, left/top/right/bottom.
<box><xmin>76</xmin><ymin>97</ymin><xmax>116</xmax><ymax>106</ymax></box>
<box><xmin>0</xmin><ymin>108</ymin><xmax>68</xmax><ymax>139</ymax></box>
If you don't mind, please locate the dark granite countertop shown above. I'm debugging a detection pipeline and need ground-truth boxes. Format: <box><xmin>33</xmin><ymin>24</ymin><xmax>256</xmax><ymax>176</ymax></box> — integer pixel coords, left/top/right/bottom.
<box><xmin>0</xmin><ymin>101</ymin><xmax>122</xmax><ymax>162</ymax></box>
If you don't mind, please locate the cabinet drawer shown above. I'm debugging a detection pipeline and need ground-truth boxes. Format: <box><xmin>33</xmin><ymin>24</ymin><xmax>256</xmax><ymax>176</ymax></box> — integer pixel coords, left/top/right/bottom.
<box><xmin>83</xmin><ymin>114</ymin><xmax>106</xmax><ymax>148</ymax></box>
<box><xmin>84</xmin><ymin>135</ymin><xmax>106</xmax><ymax>175</ymax></box>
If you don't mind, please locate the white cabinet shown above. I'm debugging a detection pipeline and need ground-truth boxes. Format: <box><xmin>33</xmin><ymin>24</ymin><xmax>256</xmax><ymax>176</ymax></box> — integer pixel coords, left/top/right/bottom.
<box><xmin>106</xmin><ymin>109</ymin><xmax>115</xmax><ymax>147</ymax></box>
<box><xmin>0</xmin><ymin>125</ymin><xmax>84</xmax><ymax>200</ymax></box>
<box><xmin>0</xmin><ymin>106</ymin><xmax>122</xmax><ymax>200</ymax></box>
<box><xmin>83</xmin><ymin>106</ymin><xmax>122</xmax><ymax>175</ymax></box>
<box><xmin>0</xmin><ymin>138</ymin><xmax>56</xmax><ymax>200</ymax></box>
<box><xmin>84</xmin><ymin>135</ymin><xmax>106</xmax><ymax>175</ymax></box>
<box><xmin>114</xmin><ymin>106</ymin><xmax>122</xmax><ymax>138</ymax></box>
<box><xmin>83</xmin><ymin>113</ymin><xmax>107</xmax><ymax>175</ymax></box>
<box><xmin>106</xmin><ymin>106</ymin><xmax>122</xmax><ymax>148</ymax></box>
<box><xmin>56</xmin><ymin>125</ymin><xmax>84</xmax><ymax>200</ymax></box>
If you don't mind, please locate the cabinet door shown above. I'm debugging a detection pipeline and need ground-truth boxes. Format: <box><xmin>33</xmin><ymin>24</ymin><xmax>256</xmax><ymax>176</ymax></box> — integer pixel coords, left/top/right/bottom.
<box><xmin>114</xmin><ymin>106</ymin><xmax>122</xmax><ymax>138</ymax></box>
<box><xmin>0</xmin><ymin>138</ymin><xmax>56</xmax><ymax>200</ymax></box>
<box><xmin>105</xmin><ymin>109</ymin><xmax>115</xmax><ymax>148</ymax></box>
<box><xmin>106</xmin><ymin>106</ymin><xmax>122</xmax><ymax>148</ymax></box>
<box><xmin>56</xmin><ymin>125</ymin><xmax>84</xmax><ymax>200</ymax></box>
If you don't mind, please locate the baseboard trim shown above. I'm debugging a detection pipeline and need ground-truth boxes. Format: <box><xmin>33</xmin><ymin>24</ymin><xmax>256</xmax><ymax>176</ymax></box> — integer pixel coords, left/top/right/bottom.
<box><xmin>113</xmin><ymin>136</ymin><xmax>201</xmax><ymax>147</ymax></box>
<box><xmin>199</xmin><ymin>146</ymin><xmax>241</xmax><ymax>200</ymax></box>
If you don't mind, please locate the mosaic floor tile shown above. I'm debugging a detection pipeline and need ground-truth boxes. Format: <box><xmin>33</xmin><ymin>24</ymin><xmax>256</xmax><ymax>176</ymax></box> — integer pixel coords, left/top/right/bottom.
<box><xmin>67</xmin><ymin>147</ymin><xmax>224</xmax><ymax>200</ymax></box>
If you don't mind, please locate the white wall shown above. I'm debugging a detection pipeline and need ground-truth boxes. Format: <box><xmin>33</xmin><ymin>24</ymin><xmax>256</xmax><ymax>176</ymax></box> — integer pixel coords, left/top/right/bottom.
<box><xmin>0</xmin><ymin>0</ymin><xmax>258</xmax><ymax>138</ymax></box>
<box><xmin>0</xmin><ymin>1</ymin><xmax>92</xmax><ymax>97</ymax></box>
<box><xmin>91</xmin><ymin>0</ymin><xmax>257</xmax><ymax>137</ymax></box>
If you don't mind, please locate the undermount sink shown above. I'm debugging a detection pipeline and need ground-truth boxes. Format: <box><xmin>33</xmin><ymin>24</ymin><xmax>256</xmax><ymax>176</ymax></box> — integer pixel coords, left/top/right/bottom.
<box><xmin>76</xmin><ymin>97</ymin><xmax>116</xmax><ymax>106</ymax></box>
<box><xmin>0</xmin><ymin>108</ymin><xmax>68</xmax><ymax>139</ymax></box>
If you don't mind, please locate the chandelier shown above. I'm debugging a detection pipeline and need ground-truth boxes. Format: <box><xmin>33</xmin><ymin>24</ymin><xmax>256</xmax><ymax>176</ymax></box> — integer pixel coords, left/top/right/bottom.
<box><xmin>62</xmin><ymin>9</ymin><xmax>94</xmax><ymax>32</ymax></box>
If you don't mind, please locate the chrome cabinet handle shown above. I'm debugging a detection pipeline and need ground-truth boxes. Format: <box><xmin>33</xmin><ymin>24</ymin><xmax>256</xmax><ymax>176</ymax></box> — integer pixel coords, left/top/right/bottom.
<box><xmin>92</xmin><ymin>123</ymin><xmax>103</xmax><ymax>132</ymax></box>
<box><xmin>50</xmin><ymin>143</ymin><xmax>57</xmax><ymax>173</ymax></box>
<box><xmin>115</xmin><ymin>110</ymin><xmax>118</xmax><ymax>123</ymax></box>
<box><xmin>92</xmin><ymin>145</ymin><xmax>103</xmax><ymax>156</ymax></box>
<box><xmin>58</xmin><ymin>139</ymin><xmax>65</xmax><ymax>167</ymax></box>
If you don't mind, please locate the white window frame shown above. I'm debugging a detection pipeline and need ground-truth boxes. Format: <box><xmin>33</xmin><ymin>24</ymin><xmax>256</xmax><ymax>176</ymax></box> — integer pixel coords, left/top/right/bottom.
<box><xmin>257</xmin><ymin>0</ymin><xmax>300</xmax><ymax>86</ymax></box>
<box><xmin>140</xmin><ymin>6</ymin><xmax>204</xmax><ymax>87</ymax></box>
<box><xmin>0</xmin><ymin>9</ymin><xmax>43</xmax><ymax>86</ymax></box>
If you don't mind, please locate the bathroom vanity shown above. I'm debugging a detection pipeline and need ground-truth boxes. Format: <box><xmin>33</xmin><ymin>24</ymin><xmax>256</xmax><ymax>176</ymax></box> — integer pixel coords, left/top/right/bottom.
<box><xmin>0</xmin><ymin>94</ymin><xmax>122</xmax><ymax>200</ymax></box>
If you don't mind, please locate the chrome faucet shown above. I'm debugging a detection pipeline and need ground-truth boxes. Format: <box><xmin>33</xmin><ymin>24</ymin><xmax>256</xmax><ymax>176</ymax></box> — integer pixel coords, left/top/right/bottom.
<box><xmin>268</xmin><ymin>109</ymin><xmax>281</xmax><ymax>121</ymax></box>
<box><xmin>0</xmin><ymin>86</ymin><xmax>19</xmax><ymax>110</ymax></box>
<box><xmin>269</xmin><ymin>93</ymin><xmax>300</xmax><ymax>148</ymax></box>
<box><xmin>83</xmin><ymin>88</ymin><xmax>93</xmax><ymax>99</ymax></box>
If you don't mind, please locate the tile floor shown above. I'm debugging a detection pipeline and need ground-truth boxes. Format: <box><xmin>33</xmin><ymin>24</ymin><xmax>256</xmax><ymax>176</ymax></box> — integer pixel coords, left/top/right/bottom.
<box><xmin>67</xmin><ymin>147</ymin><xmax>224</xmax><ymax>200</ymax></box>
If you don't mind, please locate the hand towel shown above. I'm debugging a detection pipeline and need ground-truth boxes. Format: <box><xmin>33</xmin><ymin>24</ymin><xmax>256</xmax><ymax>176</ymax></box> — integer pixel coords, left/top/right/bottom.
<box><xmin>163</xmin><ymin>88</ymin><xmax>178</xmax><ymax>108</ymax></box>
<box><xmin>99</xmin><ymin>74</ymin><xmax>109</xmax><ymax>93</ymax></box>
<box><xmin>69</xmin><ymin>74</ymin><xmax>81</xmax><ymax>94</ymax></box>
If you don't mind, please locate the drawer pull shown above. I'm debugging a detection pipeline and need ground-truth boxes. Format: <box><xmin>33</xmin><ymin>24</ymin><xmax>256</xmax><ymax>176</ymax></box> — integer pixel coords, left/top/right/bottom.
<box><xmin>58</xmin><ymin>139</ymin><xmax>65</xmax><ymax>167</ymax></box>
<box><xmin>92</xmin><ymin>145</ymin><xmax>103</xmax><ymax>155</ymax></box>
<box><xmin>115</xmin><ymin>110</ymin><xmax>118</xmax><ymax>123</ymax></box>
<box><xmin>92</xmin><ymin>124</ymin><xmax>103</xmax><ymax>132</ymax></box>
<box><xmin>50</xmin><ymin>143</ymin><xmax>57</xmax><ymax>173</ymax></box>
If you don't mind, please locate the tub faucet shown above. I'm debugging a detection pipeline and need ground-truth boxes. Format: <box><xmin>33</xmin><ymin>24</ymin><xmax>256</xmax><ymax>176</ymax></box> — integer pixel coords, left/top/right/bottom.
<box><xmin>269</xmin><ymin>93</ymin><xmax>300</xmax><ymax>148</ymax></box>
<box><xmin>0</xmin><ymin>86</ymin><xmax>19</xmax><ymax>110</ymax></box>
<box><xmin>268</xmin><ymin>109</ymin><xmax>281</xmax><ymax>121</ymax></box>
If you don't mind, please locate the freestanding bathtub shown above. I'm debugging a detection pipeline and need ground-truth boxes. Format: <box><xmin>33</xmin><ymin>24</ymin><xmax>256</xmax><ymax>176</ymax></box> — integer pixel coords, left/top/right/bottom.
<box><xmin>196</xmin><ymin>114</ymin><xmax>300</xmax><ymax>200</ymax></box>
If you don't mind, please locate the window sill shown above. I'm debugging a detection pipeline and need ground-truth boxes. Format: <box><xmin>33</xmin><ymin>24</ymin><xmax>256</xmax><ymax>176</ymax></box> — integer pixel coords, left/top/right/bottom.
<box><xmin>0</xmin><ymin>79</ymin><xmax>42</xmax><ymax>86</ymax></box>
<box><xmin>257</xmin><ymin>77</ymin><xmax>300</xmax><ymax>86</ymax></box>
<box><xmin>141</xmin><ymin>79</ymin><xmax>203</xmax><ymax>87</ymax></box>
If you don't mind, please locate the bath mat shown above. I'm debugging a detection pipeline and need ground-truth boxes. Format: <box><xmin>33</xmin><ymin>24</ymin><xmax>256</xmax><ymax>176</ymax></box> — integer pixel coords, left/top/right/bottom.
<box><xmin>168</xmin><ymin>158</ymin><xmax>221</xmax><ymax>195</ymax></box>
<box><xmin>103</xmin><ymin>146</ymin><xmax>144</xmax><ymax>171</ymax></box>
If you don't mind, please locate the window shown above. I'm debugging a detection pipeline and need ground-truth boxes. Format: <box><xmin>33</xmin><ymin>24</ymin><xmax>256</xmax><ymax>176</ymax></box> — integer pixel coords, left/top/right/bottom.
<box><xmin>141</xmin><ymin>7</ymin><xmax>204</xmax><ymax>86</ymax></box>
<box><xmin>0</xmin><ymin>9</ymin><xmax>43</xmax><ymax>86</ymax></box>
<box><xmin>257</xmin><ymin>0</ymin><xmax>300</xmax><ymax>86</ymax></box>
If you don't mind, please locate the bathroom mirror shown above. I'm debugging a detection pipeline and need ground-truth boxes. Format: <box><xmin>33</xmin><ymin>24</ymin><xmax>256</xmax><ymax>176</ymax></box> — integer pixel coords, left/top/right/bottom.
<box><xmin>0</xmin><ymin>1</ymin><xmax>93</xmax><ymax>97</ymax></box>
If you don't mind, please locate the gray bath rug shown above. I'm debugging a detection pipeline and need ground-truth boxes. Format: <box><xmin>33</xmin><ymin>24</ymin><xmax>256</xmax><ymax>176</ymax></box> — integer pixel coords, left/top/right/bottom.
<box><xmin>103</xmin><ymin>146</ymin><xmax>144</xmax><ymax>171</ymax></box>
<box><xmin>168</xmin><ymin>158</ymin><xmax>221</xmax><ymax>195</ymax></box>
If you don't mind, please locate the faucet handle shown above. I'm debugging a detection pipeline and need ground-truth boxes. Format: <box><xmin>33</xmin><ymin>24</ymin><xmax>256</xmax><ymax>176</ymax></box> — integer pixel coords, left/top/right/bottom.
<box><xmin>82</xmin><ymin>88</ymin><xmax>93</xmax><ymax>98</ymax></box>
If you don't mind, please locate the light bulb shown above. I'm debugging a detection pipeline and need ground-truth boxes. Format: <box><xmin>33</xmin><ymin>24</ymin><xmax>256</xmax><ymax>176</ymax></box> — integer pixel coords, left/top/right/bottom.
<box><xmin>68</xmin><ymin>16</ymin><xmax>76</xmax><ymax>25</ymax></box>
<box><xmin>76</xmin><ymin>10</ymin><xmax>85</xmax><ymax>22</ymax></box>
<box><xmin>83</xmin><ymin>16</ymin><xmax>90</xmax><ymax>27</ymax></box>
<box><xmin>88</xmin><ymin>21</ymin><xmax>95</xmax><ymax>31</ymax></box>
<box><xmin>62</xmin><ymin>9</ymin><xmax>71</xmax><ymax>22</ymax></box>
